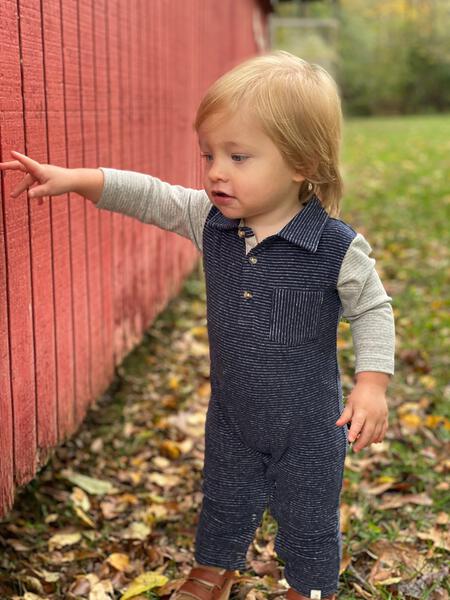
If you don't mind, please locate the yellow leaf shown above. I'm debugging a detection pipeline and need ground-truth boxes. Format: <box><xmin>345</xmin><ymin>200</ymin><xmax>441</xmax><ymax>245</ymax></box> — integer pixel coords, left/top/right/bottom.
<box><xmin>191</xmin><ymin>326</ymin><xmax>207</xmax><ymax>339</ymax></box>
<box><xmin>73</xmin><ymin>505</ymin><xmax>96</xmax><ymax>528</ymax></box>
<box><xmin>147</xmin><ymin>472</ymin><xmax>181</xmax><ymax>488</ymax></box>
<box><xmin>424</xmin><ymin>415</ymin><xmax>445</xmax><ymax>429</ymax></box>
<box><xmin>376</xmin><ymin>475</ymin><xmax>397</xmax><ymax>484</ymax></box>
<box><xmin>187</xmin><ymin>413</ymin><xmax>206</xmax><ymax>426</ymax></box>
<box><xmin>431</xmin><ymin>300</ymin><xmax>444</xmax><ymax>310</ymax></box>
<box><xmin>130</xmin><ymin>455</ymin><xmax>147</xmax><ymax>467</ymax></box>
<box><xmin>126</xmin><ymin>471</ymin><xmax>143</xmax><ymax>486</ymax></box>
<box><xmin>152</xmin><ymin>456</ymin><xmax>170</xmax><ymax>469</ymax></box>
<box><xmin>399</xmin><ymin>413</ymin><xmax>421</xmax><ymax>428</ymax></box>
<box><xmin>62</xmin><ymin>470</ymin><xmax>117</xmax><ymax>495</ymax></box>
<box><xmin>119</xmin><ymin>493</ymin><xmax>139</xmax><ymax>506</ymax></box>
<box><xmin>120</xmin><ymin>522</ymin><xmax>151</xmax><ymax>540</ymax></box>
<box><xmin>178</xmin><ymin>438</ymin><xmax>194</xmax><ymax>454</ymax></box>
<box><xmin>397</xmin><ymin>402</ymin><xmax>419</xmax><ymax>414</ymax></box>
<box><xmin>377</xmin><ymin>576</ymin><xmax>403</xmax><ymax>585</ymax></box>
<box><xmin>107</xmin><ymin>553</ymin><xmax>130</xmax><ymax>572</ymax></box>
<box><xmin>168</xmin><ymin>375</ymin><xmax>181</xmax><ymax>390</ymax></box>
<box><xmin>120</xmin><ymin>572</ymin><xmax>168</xmax><ymax>600</ymax></box>
<box><xmin>48</xmin><ymin>532</ymin><xmax>81</xmax><ymax>551</ymax></box>
<box><xmin>159</xmin><ymin>440</ymin><xmax>181</xmax><ymax>460</ymax></box>
<box><xmin>197</xmin><ymin>382</ymin><xmax>211</xmax><ymax>398</ymax></box>
<box><xmin>146</xmin><ymin>504</ymin><xmax>169</xmax><ymax>522</ymax></box>
<box><xmin>71</xmin><ymin>487</ymin><xmax>91</xmax><ymax>511</ymax></box>
<box><xmin>419</xmin><ymin>375</ymin><xmax>436</xmax><ymax>390</ymax></box>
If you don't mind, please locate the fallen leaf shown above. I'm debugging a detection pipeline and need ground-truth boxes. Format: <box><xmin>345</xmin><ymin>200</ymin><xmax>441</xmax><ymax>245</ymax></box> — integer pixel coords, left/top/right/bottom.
<box><xmin>48</xmin><ymin>531</ymin><xmax>82</xmax><ymax>551</ymax></box>
<box><xmin>120</xmin><ymin>571</ymin><xmax>168</xmax><ymax>600</ymax></box>
<box><xmin>120</xmin><ymin>522</ymin><xmax>151</xmax><ymax>540</ymax></box>
<box><xmin>417</xmin><ymin>526</ymin><xmax>450</xmax><ymax>551</ymax></box>
<box><xmin>378</xmin><ymin>492</ymin><xmax>433</xmax><ymax>509</ymax></box>
<box><xmin>71</xmin><ymin>486</ymin><xmax>91</xmax><ymax>511</ymax></box>
<box><xmin>62</xmin><ymin>470</ymin><xmax>117</xmax><ymax>495</ymax></box>
<box><xmin>106</xmin><ymin>553</ymin><xmax>130</xmax><ymax>572</ymax></box>
<box><xmin>73</xmin><ymin>505</ymin><xmax>96</xmax><ymax>528</ymax></box>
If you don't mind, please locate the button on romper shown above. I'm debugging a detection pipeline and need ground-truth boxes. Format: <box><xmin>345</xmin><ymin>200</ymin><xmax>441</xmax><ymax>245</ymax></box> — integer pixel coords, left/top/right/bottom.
<box><xmin>194</xmin><ymin>195</ymin><xmax>357</xmax><ymax>598</ymax></box>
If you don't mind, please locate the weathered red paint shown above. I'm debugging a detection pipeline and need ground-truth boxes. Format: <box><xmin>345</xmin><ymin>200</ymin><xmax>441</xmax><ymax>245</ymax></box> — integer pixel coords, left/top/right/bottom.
<box><xmin>0</xmin><ymin>0</ymin><xmax>271</xmax><ymax>518</ymax></box>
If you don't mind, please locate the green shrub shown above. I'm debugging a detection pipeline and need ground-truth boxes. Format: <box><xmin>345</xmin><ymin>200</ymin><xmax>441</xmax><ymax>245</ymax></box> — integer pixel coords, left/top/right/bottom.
<box><xmin>336</xmin><ymin>0</ymin><xmax>450</xmax><ymax>115</ymax></box>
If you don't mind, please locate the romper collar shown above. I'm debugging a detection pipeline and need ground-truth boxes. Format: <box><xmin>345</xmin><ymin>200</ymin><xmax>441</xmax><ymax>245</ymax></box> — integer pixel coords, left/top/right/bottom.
<box><xmin>206</xmin><ymin>194</ymin><xmax>329</xmax><ymax>253</ymax></box>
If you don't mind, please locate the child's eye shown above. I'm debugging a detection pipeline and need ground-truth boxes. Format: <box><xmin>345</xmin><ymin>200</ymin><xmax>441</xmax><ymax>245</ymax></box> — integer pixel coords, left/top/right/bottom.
<box><xmin>200</xmin><ymin>153</ymin><xmax>247</xmax><ymax>163</ymax></box>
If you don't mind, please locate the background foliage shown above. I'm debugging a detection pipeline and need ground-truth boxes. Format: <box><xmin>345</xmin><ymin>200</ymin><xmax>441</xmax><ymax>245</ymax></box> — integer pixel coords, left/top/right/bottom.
<box><xmin>274</xmin><ymin>0</ymin><xmax>450</xmax><ymax>116</ymax></box>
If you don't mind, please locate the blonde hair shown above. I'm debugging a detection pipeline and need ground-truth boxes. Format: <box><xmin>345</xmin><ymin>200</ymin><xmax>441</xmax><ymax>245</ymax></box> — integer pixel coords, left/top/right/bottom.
<box><xmin>193</xmin><ymin>50</ymin><xmax>344</xmax><ymax>217</ymax></box>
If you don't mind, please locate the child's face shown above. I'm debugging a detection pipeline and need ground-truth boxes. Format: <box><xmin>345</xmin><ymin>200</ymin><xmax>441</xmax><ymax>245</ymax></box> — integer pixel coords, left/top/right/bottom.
<box><xmin>197</xmin><ymin>110</ymin><xmax>305</xmax><ymax>225</ymax></box>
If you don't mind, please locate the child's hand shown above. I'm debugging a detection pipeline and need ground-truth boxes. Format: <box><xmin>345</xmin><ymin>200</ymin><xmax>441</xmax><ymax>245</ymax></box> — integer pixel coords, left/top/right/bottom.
<box><xmin>335</xmin><ymin>372</ymin><xmax>390</xmax><ymax>452</ymax></box>
<box><xmin>0</xmin><ymin>150</ymin><xmax>75</xmax><ymax>201</ymax></box>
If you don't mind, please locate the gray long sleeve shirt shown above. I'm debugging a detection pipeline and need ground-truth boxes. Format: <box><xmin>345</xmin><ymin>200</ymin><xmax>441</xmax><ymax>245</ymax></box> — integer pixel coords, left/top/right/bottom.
<box><xmin>95</xmin><ymin>168</ymin><xmax>395</xmax><ymax>375</ymax></box>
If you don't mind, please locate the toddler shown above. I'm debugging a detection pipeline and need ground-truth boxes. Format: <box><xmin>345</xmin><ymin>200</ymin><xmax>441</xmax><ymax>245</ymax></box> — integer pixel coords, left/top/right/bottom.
<box><xmin>0</xmin><ymin>51</ymin><xmax>395</xmax><ymax>600</ymax></box>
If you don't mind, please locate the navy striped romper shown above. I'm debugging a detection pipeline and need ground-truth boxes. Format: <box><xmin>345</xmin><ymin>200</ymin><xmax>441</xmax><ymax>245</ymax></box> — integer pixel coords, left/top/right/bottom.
<box><xmin>194</xmin><ymin>195</ymin><xmax>356</xmax><ymax>598</ymax></box>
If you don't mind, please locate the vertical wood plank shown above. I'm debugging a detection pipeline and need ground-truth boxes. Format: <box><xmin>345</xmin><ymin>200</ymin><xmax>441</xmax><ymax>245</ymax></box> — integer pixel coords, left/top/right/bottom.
<box><xmin>139</xmin><ymin>0</ymin><xmax>152</xmax><ymax>330</ymax></box>
<box><xmin>93</xmin><ymin>0</ymin><xmax>115</xmax><ymax>389</ymax></box>
<box><xmin>116</xmin><ymin>1</ymin><xmax>133</xmax><ymax>356</ymax></box>
<box><xmin>42</xmin><ymin>0</ymin><xmax>77</xmax><ymax>442</ymax></box>
<box><xmin>19</xmin><ymin>0</ymin><xmax>58</xmax><ymax>466</ymax></box>
<box><xmin>0</xmin><ymin>0</ymin><xmax>37</xmax><ymax>487</ymax></box>
<box><xmin>143</xmin><ymin>0</ymin><xmax>160</xmax><ymax>328</ymax></box>
<box><xmin>60</xmin><ymin>0</ymin><xmax>91</xmax><ymax>429</ymax></box>
<box><xmin>158</xmin><ymin>1</ymin><xmax>169</xmax><ymax>297</ymax></box>
<box><xmin>134</xmin><ymin>0</ymin><xmax>151</xmax><ymax>334</ymax></box>
<box><xmin>151</xmin><ymin>0</ymin><xmax>164</xmax><ymax>317</ymax></box>
<box><xmin>0</xmin><ymin>0</ymin><xmax>16</xmax><ymax>512</ymax></box>
<box><xmin>128</xmin><ymin>0</ymin><xmax>143</xmax><ymax>346</ymax></box>
<box><xmin>78</xmin><ymin>0</ymin><xmax>104</xmax><ymax>405</ymax></box>
<box><xmin>105</xmin><ymin>0</ymin><xmax>126</xmax><ymax>367</ymax></box>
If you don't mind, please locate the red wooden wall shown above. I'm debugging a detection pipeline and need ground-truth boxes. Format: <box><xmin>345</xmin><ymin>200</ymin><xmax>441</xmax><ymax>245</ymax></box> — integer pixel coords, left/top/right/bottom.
<box><xmin>0</xmin><ymin>0</ymin><xmax>272</xmax><ymax>519</ymax></box>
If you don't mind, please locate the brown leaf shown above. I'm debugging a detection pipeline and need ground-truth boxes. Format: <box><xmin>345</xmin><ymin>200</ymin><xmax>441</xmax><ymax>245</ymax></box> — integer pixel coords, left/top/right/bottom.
<box><xmin>417</xmin><ymin>526</ymin><xmax>450</xmax><ymax>551</ymax></box>
<box><xmin>378</xmin><ymin>492</ymin><xmax>433</xmax><ymax>509</ymax></box>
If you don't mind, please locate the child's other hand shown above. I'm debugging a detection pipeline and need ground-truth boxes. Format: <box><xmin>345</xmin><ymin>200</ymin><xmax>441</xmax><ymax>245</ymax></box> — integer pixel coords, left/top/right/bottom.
<box><xmin>335</xmin><ymin>373</ymin><xmax>390</xmax><ymax>452</ymax></box>
<box><xmin>0</xmin><ymin>150</ymin><xmax>75</xmax><ymax>200</ymax></box>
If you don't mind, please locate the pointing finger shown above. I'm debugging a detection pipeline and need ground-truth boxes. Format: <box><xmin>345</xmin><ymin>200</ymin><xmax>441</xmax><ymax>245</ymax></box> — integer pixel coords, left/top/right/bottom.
<box><xmin>10</xmin><ymin>151</ymin><xmax>43</xmax><ymax>177</ymax></box>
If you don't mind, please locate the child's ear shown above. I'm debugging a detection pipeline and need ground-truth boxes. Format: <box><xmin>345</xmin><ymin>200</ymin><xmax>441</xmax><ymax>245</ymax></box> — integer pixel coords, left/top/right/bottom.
<box><xmin>292</xmin><ymin>172</ymin><xmax>306</xmax><ymax>183</ymax></box>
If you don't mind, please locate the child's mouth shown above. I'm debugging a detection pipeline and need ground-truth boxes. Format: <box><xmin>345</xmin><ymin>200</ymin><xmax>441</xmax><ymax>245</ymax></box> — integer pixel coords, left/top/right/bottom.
<box><xmin>212</xmin><ymin>191</ymin><xmax>235</xmax><ymax>205</ymax></box>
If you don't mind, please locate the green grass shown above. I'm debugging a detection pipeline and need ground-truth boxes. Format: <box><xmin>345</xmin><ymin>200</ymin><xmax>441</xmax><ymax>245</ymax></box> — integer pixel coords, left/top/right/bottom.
<box><xmin>332</xmin><ymin>113</ymin><xmax>450</xmax><ymax>598</ymax></box>
<box><xmin>341</xmin><ymin>113</ymin><xmax>450</xmax><ymax>396</ymax></box>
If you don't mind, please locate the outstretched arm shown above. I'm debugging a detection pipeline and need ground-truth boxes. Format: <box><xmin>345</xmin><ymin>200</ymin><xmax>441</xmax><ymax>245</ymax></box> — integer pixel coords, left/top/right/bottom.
<box><xmin>0</xmin><ymin>152</ymin><xmax>213</xmax><ymax>253</ymax></box>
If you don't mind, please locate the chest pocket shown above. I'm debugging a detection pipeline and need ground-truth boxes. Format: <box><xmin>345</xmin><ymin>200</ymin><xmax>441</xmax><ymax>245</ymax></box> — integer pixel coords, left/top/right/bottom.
<box><xmin>269</xmin><ymin>288</ymin><xmax>324</xmax><ymax>345</ymax></box>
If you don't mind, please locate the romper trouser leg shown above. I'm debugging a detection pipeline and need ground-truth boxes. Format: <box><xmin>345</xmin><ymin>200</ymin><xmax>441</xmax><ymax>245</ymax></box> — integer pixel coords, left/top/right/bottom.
<box><xmin>266</xmin><ymin>418</ymin><xmax>349</xmax><ymax>599</ymax></box>
<box><xmin>194</xmin><ymin>396</ymin><xmax>271</xmax><ymax>571</ymax></box>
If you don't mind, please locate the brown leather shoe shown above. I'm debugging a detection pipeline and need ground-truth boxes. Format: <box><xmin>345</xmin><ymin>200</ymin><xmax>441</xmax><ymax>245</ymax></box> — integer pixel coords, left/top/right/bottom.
<box><xmin>286</xmin><ymin>586</ymin><xmax>337</xmax><ymax>600</ymax></box>
<box><xmin>170</xmin><ymin>565</ymin><xmax>239</xmax><ymax>600</ymax></box>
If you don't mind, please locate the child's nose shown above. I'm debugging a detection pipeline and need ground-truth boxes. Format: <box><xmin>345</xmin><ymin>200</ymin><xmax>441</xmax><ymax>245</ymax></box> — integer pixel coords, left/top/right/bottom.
<box><xmin>208</xmin><ymin>160</ymin><xmax>228</xmax><ymax>181</ymax></box>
